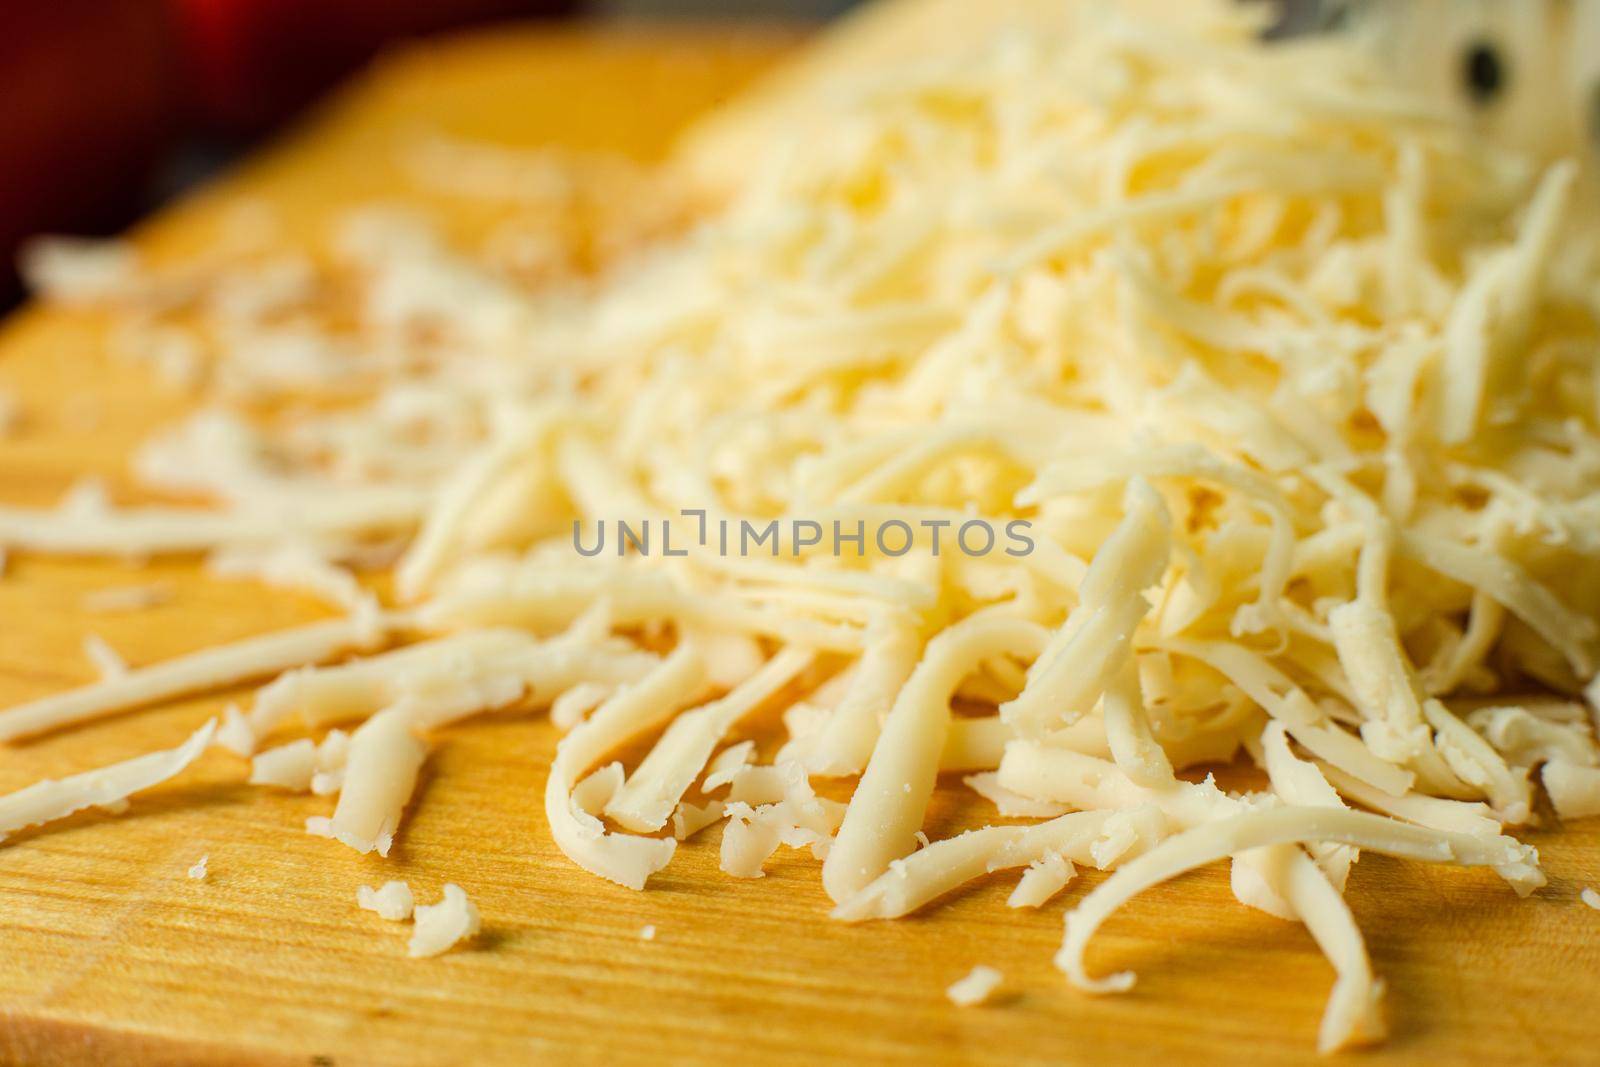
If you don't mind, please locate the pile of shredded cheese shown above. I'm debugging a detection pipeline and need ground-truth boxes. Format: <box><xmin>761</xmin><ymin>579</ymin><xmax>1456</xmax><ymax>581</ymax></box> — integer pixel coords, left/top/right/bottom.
<box><xmin>3</xmin><ymin>0</ymin><xmax>1600</xmax><ymax>1045</ymax></box>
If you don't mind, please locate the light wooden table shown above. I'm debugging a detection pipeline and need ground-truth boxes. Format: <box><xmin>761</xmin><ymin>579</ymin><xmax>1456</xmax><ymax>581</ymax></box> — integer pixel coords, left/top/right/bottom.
<box><xmin>0</xmin><ymin>24</ymin><xmax>1596</xmax><ymax>1067</ymax></box>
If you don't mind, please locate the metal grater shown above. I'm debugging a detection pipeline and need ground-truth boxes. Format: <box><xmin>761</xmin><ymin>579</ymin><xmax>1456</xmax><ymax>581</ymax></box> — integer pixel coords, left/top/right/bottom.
<box><xmin>1265</xmin><ymin>0</ymin><xmax>1600</xmax><ymax>163</ymax></box>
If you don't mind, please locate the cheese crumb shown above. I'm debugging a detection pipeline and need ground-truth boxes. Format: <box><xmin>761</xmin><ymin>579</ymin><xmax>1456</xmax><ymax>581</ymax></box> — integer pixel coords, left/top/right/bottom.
<box><xmin>407</xmin><ymin>883</ymin><xmax>480</xmax><ymax>958</ymax></box>
<box><xmin>187</xmin><ymin>854</ymin><xmax>208</xmax><ymax>880</ymax></box>
<box><xmin>1582</xmin><ymin>888</ymin><xmax>1600</xmax><ymax>910</ymax></box>
<box><xmin>946</xmin><ymin>965</ymin><xmax>1003</xmax><ymax>1007</ymax></box>
<box><xmin>639</xmin><ymin>924</ymin><xmax>656</xmax><ymax>941</ymax></box>
<box><xmin>358</xmin><ymin>880</ymin><xmax>416</xmax><ymax>921</ymax></box>
<box><xmin>213</xmin><ymin>703</ymin><xmax>255</xmax><ymax>757</ymax></box>
<box><xmin>310</xmin><ymin>728</ymin><xmax>351</xmax><ymax>794</ymax></box>
<box><xmin>1008</xmin><ymin>853</ymin><xmax>1077</xmax><ymax>909</ymax></box>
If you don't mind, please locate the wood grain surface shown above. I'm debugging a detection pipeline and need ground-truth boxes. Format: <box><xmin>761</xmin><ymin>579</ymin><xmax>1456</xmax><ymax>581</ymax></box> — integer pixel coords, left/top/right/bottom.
<box><xmin>0</xmin><ymin>23</ymin><xmax>1597</xmax><ymax>1067</ymax></box>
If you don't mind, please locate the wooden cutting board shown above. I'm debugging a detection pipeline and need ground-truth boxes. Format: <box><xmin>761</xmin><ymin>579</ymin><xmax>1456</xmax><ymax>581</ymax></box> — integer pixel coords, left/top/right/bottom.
<box><xmin>0</xmin><ymin>24</ymin><xmax>1597</xmax><ymax>1067</ymax></box>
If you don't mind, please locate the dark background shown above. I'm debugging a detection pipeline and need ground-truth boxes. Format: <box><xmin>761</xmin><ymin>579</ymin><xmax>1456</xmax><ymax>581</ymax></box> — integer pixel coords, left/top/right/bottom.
<box><xmin>0</xmin><ymin>0</ymin><xmax>1320</xmax><ymax>306</ymax></box>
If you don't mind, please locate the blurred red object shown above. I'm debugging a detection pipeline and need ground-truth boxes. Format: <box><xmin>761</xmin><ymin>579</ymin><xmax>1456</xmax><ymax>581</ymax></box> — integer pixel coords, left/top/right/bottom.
<box><xmin>0</xmin><ymin>0</ymin><xmax>573</xmax><ymax>303</ymax></box>
<box><xmin>172</xmin><ymin>0</ymin><xmax>575</xmax><ymax>133</ymax></box>
<box><xmin>0</xmin><ymin>1</ymin><xmax>180</xmax><ymax>296</ymax></box>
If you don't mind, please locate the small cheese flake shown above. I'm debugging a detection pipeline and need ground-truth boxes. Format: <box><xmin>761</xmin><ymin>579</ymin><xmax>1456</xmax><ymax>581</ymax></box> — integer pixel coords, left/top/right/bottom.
<box><xmin>81</xmin><ymin>633</ymin><xmax>128</xmax><ymax>681</ymax></box>
<box><xmin>213</xmin><ymin>703</ymin><xmax>255</xmax><ymax>757</ymax></box>
<box><xmin>639</xmin><ymin>924</ymin><xmax>656</xmax><ymax>941</ymax></box>
<box><xmin>719</xmin><ymin>810</ymin><xmax>781</xmax><ymax>879</ymax></box>
<box><xmin>310</xmin><ymin>729</ymin><xmax>351</xmax><ymax>794</ymax></box>
<box><xmin>946</xmin><ymin>965</ymin><xmax>1003</xmax><ymax>1007</ymax></box>
<box><xmin>358</xmin><ymin>881</ymin><xmax>415</xmax><ymax>921</ymax></box>
<box><xmin>18</xmin><ymin>236</ymin><xmax>138</xmax><ymax>303</ymax></box>
<box><xmin>1582</xmin><ymin>888</ymin><xmax>1600</xmax><ymax>911</ymax></box>
<box><xmin>1008</xmin><ymin>853</ymin><xmax>1076</xmax><ymax>909</ymax></box>
<box><xmin>81</xmin><ymin>584</ymin><xmax>173</xmax><ymax>614</ymax></box>
<box><xmin>703</xmin><ymin>741</ymin><xmax>756</xmax><ymax>792</ymax></box>
<box><xmin>248</xmin><ymin>739</ymin><xmax>317</xmax><ymax>791</ymax></box>
<box><xmin>317</xmin><ymin>729</ymin><xmax>351</xmax><ymax>767</ymax></box>
<box><xmin>207</xmin><ymin>543</ymin><xmax>367</xmax><ymax>613</ymax></box>
<box><xmin>407</xmin><ymin>884</ymin><xmax>480</xmax><ymax>958</ymax></box>
<box><xmin>671</xmin><ymin>799</ymin><xmax>725</xmax><ymax>840</ymax></box>
<box><xmin>187</xmin><ymin>854</ymin><xmax>208</xmax><ymax>880</ymax></box>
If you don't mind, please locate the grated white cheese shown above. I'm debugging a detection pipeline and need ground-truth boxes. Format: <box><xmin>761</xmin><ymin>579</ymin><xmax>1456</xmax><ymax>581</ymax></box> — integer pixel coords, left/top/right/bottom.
<box><xmin>671</xmin><ymin>799</ymin><xmax>726</xmax><ymax>840</ymax></box>
<box><xmin>1008</xmin><ymin>853</ymin><xmax>1076</xmax><ymax>909</ymax></box>
<box><xmin>833</xmin><ymin>808</ymin><xmax>1154</xmax><ymax>923</ymax></box>
<box><xmin>329</xmin><ymin>709</ymin><xmax>427</xmax><ymax>855</ymax></box>
<box><xmin>358</xmin><ymin>880</ymin><xmax>416</xmax><ymax>921</ymax></box>
<box><xmin>18</xmin><ymin>236</ymin><xmax>139</xmax><ymax>304</ymax></box>
<box><xmin>310</xmin><ymin>728</ymin><xmax>351</xmax><ymax>795</ymax></box>
<box><xmin>550</xmin><ymin>681</ymin><xmax>613</xmax><ymax>733</ymax></box>
<box><xmin>945</xmin><ymin>965</ymin><xmax>1003</xmax><ymax>1007</ymax></box>
<box><xmin>0</xmin><ymin>720</ymin><xmax>214</xmax><ymax>841</ymax></box>
<box><xmin>2</xmin><ymin>0</ymin><xmax>1600</xmax><ymax>1052</ymax></box>
<box><xmin>718</xmin><ymin>762</ymin><xmax>847</xmax><ymax>878</ymax></box>
<box><xmin>187</xmin><ymin>854</ymin><xmax>208</xmax><ymax>880</ymax></box>
<box><xmin>248</xmin><ymin>739</ymin><xmax>318</xmax><ymax>791</ymax></box>
<box><xmin>824</xmin><ymin>615</ymin><xmax>1048</xmax><ymax>903</ymax></box>
<box><xmin>965</xmin><ymin>771</ymin><xmax>1070</xmax><ymax>819</ymax></box>
<box><xmin>80</xmin><ymin>584</ymin><xmax>173</xmax><ymax>614</ymax></box>
<box><xmin>81</xmin><ymin>634</ymin><xmax>128</xmax><ymax>681</ymax></box>
<box><xmin>207</xmin><ymin>543</ymin><xmax>369</xmax><ymax>614</ymax></box>
<box><xmin>543</xmin><ymin>645</ymin><xmax>702</xmax><ymax>890</ymax></box>
<box><xmin>605</xmin><ymin>649</ymin><xmax>813</xmax><ymax>832</ymax></box>
<box><xmin>0</xmin><ymin>616</ymin><xmax>393</xmax><ymax>742</ymax></box>
<box><xmin>213</xmin><ymin>703</ymin><xmax>256</xmax><ymax>757</ymax></box>
<box><xmin>702</xmin><ymin>740</ymin><xmax>757</xmax><ymax>792</ymax></box>
<box><xmin>407</xmin><ymin>883</ymin><xmax>480</xmax><ymax>958</ymax></box>
<box><xmin>1543</xmin><ymin>761</ymin><xmax>1600</xmax><ymax>821</ymax></box>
